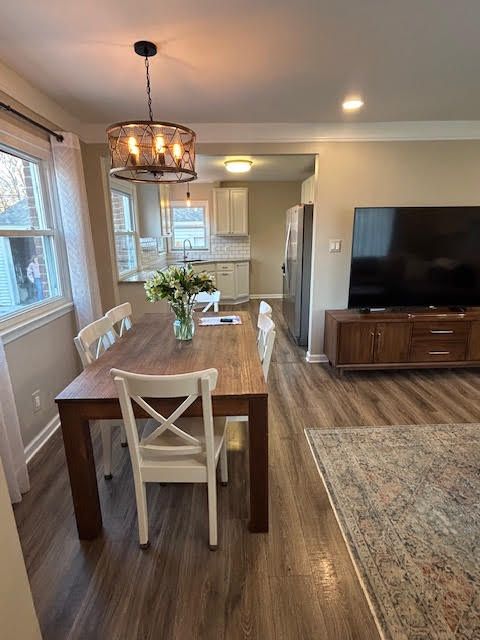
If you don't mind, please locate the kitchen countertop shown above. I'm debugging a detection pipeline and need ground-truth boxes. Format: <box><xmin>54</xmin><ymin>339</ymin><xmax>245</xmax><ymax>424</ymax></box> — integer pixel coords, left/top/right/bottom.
<box><xmin>119</xmin><ymin>258</ymin><xmax>250</xmax><ymax>283</ymax></box>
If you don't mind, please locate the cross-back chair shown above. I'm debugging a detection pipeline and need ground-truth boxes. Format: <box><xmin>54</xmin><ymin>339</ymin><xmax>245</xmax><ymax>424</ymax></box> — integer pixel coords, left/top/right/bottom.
<box><xmin>106</xmin><ymin>302</ymin><xmax>133</xmax><ymax>338</ymax></box>
<box><xmin>74</xmin><ymin>315</ymin><xmax>127</xmax><ymax>478</ymax></box>
<box><xmin>111</xmin><ymin>367</ymin><xmax>228</xmax><ymax>550</ymax></box>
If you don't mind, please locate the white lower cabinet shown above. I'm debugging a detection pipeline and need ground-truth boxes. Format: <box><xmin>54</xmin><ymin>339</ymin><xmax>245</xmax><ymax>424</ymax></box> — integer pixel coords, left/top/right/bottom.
<box><xmin>192</xmin><ymin>261</ymin><xmax>249</xmax><ymax>303</ymax></box>
<box><xmin>216</xmin><ymin>270</ymin><xmax>236</xmax><ymax>299</ymax></box>
<box><xmin>235</xmin><ymin>262</ymin><xmax>249</xmax><ymax>298</ymax></box>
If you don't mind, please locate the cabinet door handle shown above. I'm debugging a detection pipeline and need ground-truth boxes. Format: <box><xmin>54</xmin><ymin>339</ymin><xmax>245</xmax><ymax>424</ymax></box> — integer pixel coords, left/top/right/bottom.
<box><xmin>430</xmin><ymin>329</ymin><xmax>453</xmax><ymax>334</ymax></box>
<box><xmin>429</xmin><ymin>350</ymin><xmax>450</xmax><ymax>355</ymax></box>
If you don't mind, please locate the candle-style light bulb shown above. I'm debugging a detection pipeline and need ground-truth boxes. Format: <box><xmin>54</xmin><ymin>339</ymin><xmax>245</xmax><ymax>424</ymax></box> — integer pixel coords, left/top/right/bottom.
<box><xmin>128</xmin><ymin>136</ymin><xmax>140</xmax><ymax>165</ymax></box>
<box><xmin>186</xmin><ymin>190</ymin><xmax>191</xmax><ymax>207</ymax></box>
<box><xmin>172</xmin><ymin>142</ymin><xmax>183</xmax><ymax>161</ymax></box>
<box><xmin>155</xmin><ymin>135</ymin><xmax>165</xmax><ymax>153</ymax></box>
<box><xmin>154</xmin><ymin>134</ymin><xmax>165</xmax><ymax>165</ymax></box>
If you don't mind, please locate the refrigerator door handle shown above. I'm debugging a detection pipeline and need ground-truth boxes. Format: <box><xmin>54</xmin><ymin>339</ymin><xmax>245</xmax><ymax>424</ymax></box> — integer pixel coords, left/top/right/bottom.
<box><xmin>283</xmin><ymin>222</ymin><xmax>291</xmax><ymax>279</ymax></box>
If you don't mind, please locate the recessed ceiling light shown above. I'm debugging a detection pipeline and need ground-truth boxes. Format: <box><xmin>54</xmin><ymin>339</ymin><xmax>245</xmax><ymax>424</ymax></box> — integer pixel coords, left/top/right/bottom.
<box><xmin>342</xmin><ymin>97</ymin><xmax>364</xmax><ymax>112</ymax></box>
<box><xmin>224</xmin><ymin>159</ymin><xmax>253</xmax><ymax>173</ymax></box>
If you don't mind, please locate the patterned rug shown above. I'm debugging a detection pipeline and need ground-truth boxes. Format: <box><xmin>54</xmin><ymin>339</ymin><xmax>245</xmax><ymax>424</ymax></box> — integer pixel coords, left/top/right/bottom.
<box><xmin>305</xmin><ymin>424</ymin><xmax>480</xmax><ymax>640</ymax></box>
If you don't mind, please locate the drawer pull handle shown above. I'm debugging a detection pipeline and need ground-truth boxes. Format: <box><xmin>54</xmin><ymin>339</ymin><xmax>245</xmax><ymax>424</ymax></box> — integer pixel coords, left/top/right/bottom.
<box><xmin>428</xmin><ymin>350</ymin><xmax>450</xmax><ymax>355</ymax></box>
<box><xmin>430</xmin><ymin>330</ymin><xmax>454</xmax><ymax>334</ymax></box>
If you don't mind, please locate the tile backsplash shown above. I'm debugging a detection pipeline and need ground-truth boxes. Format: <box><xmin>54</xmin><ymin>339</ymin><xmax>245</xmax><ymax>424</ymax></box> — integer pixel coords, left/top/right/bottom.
<box><xmin>169</xmin><ymin>235</ymin><xmax>250</xmax><ymax>261</ymax></box>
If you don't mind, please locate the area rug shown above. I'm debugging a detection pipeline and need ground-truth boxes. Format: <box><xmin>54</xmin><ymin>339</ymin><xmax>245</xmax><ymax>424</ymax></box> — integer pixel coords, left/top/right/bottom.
<box><xmin>305</xmin><ymin>424</ymin><xmax>480</xmax><ymax>640</ymax></box>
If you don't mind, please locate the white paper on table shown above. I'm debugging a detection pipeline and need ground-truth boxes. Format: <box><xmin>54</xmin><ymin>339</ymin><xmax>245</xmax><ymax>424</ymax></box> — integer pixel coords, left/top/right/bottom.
<box><xmin>198</xmin><ymin>315</ymin><xmax>242</xmax><ymax>326</ymax></box>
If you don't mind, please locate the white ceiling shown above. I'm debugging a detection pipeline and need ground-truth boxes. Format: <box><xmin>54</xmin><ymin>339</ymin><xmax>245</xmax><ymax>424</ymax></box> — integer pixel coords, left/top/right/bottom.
<box><xmin>1</xmin><ymin>1</ymin><xmax>480</xmax><ymax>125</ymax></box>
<box><xmin>196</xmin><ymin>154</ymin><xmax>315</xmax><ymax>182</ymax></box>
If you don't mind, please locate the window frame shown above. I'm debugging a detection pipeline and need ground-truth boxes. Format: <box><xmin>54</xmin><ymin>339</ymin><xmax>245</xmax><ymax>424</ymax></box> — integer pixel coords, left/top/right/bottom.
<box><xmin>110</xmin><ymin>179</ymin><xmax>140</xmax><ymax>279</ymax></box>
<box><xmin>168</xmin><ymin>200</ymin><xmax>210</xmax><ymax>253</ymax></box>
<box><xmin>0</xmin><ymin>125</ymin><xmax>71</xmax><ymax>332</ymax></box>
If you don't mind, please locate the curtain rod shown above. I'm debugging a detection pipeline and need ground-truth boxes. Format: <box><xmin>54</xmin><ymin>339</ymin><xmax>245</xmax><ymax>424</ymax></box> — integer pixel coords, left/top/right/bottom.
<box><xmin>0</xmin><ymin>101</ymin><xmax>64</xmax><ymax>142</ymax></box>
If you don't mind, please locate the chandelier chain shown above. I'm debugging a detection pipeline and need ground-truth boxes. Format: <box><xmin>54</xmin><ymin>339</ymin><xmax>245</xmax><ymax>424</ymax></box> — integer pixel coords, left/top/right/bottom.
<box><xmin>144</xmin><ymin>57</ymin><xmax>154</xmax><ymax>121</ymax></box>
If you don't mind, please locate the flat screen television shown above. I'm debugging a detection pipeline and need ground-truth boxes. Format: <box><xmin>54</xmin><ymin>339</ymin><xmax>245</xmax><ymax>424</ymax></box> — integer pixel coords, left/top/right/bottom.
<box><xmin>348</xmin><ymin>206</ymin><xmax>480</xmax><ymax>309</ymax></box>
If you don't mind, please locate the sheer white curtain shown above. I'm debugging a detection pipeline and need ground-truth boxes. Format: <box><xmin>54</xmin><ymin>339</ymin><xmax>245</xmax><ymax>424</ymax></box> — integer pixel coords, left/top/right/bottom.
<box><xmin>0</xmin><ymin>340</ymin><xmax>29</xmax><ymax>503</ymax></box>
<box><xmin>50</xmin><ymin>132</ymin><xmax>102</xmax><ymax>329</ymax></box>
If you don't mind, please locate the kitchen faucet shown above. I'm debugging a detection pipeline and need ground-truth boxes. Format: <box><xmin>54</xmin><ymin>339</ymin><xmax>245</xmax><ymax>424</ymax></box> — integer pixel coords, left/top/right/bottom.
<box><xmin>183</xmin><ymin>238</ymin><xmax>193</xmax><ymax>262</ymax></box>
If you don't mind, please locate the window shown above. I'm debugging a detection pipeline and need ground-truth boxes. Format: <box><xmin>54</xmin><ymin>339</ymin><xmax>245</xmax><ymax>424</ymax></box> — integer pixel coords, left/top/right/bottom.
<box><xmin>0</xmin><ymin>145</ymin><xmax>63</xmax><ymax>321</ymax></box>
<box><xmin>170</xmin><ymin>201</ymin><xmax>209</xmax><ymax>251</ymax></box>
<box><xmin>111</xmin><ymin>186</ymin><xmax>138</xmax><ymax>276</ymax></box>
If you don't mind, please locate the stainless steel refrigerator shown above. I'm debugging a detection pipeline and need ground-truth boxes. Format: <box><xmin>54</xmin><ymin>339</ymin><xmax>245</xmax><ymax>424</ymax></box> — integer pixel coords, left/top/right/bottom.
<box><xmin>282</xmin><ymin>204</ymin><xmax>313</xmax><ymax>346</ymax></box>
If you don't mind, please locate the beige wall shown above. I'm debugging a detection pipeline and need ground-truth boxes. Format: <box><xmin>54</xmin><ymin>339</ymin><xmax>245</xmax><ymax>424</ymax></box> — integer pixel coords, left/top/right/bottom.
<box><xmin>222</xmin><ymin>181</ymin><xmax>301</xmax><ymax>295</ymax></box>
<box><xmin>169</xmin><ymin>181</ymin><xmax>216</xmax><ymax>217</ymax></box>
<box><xmin>0</xmin><ymin>459</ymin><xmax>42</xmax><ymax>640</ymax></box>
<box><xmin>5</xmin><ymin>311</ymin><xmax>79</xmax><ymax>448</ymax></box>
<box><xmin>310</xmin><ymin>141</ymin><xmax>480</xmax><ymax>355</ymax></box>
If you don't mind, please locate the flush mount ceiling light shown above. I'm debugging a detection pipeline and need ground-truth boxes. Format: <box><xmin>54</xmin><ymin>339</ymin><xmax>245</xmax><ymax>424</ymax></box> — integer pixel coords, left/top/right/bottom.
<box><xmin>224</xmin><ymin>159</ymin><xmax>253</xmax><ymax>174</ymax></box>
<box><xmin>342</xmin><ymin>96</ymin><xmax>364</xmax><ymax>112</ymax></box>
<box><xmin>107</xmin><ymin>41</ymin><xmax>197</xmax><ymax>183</ymax></box>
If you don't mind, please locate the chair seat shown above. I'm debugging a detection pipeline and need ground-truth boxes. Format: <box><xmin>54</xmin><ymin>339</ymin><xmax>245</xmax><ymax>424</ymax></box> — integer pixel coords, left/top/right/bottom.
<box><xmin>139</xmin><ymin>416</ymin><xmax>227</xmax><ymax>469</ymax></box>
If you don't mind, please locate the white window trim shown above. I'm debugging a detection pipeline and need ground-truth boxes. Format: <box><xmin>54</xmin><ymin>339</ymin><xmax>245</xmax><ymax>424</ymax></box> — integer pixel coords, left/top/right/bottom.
<box><xmin>168</xmin><ymin>200</ymin><xmax>210</xmax><ymax>252</ymax></box>
<box><xmin>0</xmin><ymin>122</ymin><xmax>72</xmax><ymax>333</ymax></box>
<box><xmin>0</xmin><ymin>300</ymin><xmax>74</xmax><ymax>344</ymax></box>
<box><xmin>110</xmin><ymin>178</ymin><xmax>140</xmax><ymax>279</ymax></box>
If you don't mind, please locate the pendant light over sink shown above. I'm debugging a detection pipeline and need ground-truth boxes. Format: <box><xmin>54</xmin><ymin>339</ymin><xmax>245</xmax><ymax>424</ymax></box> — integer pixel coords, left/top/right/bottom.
<box><xmin>107</xmin><ymin>41</ymin><xmax>197</xmax><ymax>184</ymax></box>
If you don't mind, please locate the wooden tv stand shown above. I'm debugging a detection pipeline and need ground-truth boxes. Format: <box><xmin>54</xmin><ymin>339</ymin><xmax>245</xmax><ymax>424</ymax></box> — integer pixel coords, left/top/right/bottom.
<box><xmin>324</xmin><ymin>308</ymin><xmax>480</xmax><ymax>371</ymax></box>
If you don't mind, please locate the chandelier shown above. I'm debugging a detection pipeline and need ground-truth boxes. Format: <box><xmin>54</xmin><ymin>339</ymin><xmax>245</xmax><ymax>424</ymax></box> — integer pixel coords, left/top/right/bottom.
<box><xmin>107</xmin><ymin>41</ymin><xmax>197</xmax><ymax>184</ymax></box>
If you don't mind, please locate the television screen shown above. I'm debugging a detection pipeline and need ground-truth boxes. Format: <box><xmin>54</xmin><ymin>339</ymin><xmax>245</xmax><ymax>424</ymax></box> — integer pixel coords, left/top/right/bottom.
<box><xmin>348</xmin><ymin>206</ymin><xmax>480</xmax><ymax>309</ymax></box>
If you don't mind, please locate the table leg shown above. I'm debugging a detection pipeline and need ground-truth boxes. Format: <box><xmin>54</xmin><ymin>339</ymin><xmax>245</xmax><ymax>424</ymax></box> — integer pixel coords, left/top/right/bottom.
<box><xmin>247</xmin><ymin>396</ymin><xmax>269</xmax><ymax>532</ymax></box>
<box><xmin>58</xmin><ymin>404</ymin><xmax>102</xmax><ymax>539</ymax></box>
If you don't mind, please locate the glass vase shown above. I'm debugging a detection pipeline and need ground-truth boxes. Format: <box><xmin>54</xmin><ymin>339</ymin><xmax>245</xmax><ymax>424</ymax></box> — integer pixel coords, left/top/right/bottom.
<box><xmin>173</xmin><ymin>306</ymin><xmax>195</xmax><ymax>341</ymax></box>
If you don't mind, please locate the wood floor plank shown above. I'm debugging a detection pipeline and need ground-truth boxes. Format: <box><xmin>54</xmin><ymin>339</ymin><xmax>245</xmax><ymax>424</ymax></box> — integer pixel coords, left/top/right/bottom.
<box><xmin>14</xmin><ymin>300</ymin><xmax>480</xmax><ymax>639</ymax></box>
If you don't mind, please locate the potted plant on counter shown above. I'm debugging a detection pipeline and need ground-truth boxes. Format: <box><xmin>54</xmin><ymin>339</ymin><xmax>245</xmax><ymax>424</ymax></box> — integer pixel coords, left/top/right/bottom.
<box><xmin>144</xmin><ymin>264</ymin><xmax>217</xmax><ymax>340</ymax></box>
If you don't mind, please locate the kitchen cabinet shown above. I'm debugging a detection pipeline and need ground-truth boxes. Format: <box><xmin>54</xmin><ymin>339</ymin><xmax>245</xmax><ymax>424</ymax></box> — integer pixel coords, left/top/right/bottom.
<box><xmin>235</xmin><ymin>261</ymin><xmax>249</xmax><ymax>298</ymax></box>
<box><xmin>213</xmin><ymin>188</ymin><xmax>248</xmax><ymax>236</ymax></box>
<box><xmin>216</xmin><ymin>270</ymin><xmax>236</xmax><ymax>299</ymax></box>
<box><xmin>192</xmin><ymin>261</ymin><xmax>250</xmax><ymax>302</ymax></box>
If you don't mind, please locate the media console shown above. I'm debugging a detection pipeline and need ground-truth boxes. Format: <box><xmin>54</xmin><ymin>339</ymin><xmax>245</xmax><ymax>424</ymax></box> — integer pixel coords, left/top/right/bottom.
<box><xmin>324</xmin><ymin>308</ymin><xmax>480</xmax><ymax>371</ymax></box>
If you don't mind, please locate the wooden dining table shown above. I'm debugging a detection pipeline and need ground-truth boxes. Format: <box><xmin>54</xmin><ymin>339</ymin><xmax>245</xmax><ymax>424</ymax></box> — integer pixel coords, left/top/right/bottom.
<box><xmin>55</xmin><ymin>311</ymin><xmax>268</xmax><ymax>539</ymax></box>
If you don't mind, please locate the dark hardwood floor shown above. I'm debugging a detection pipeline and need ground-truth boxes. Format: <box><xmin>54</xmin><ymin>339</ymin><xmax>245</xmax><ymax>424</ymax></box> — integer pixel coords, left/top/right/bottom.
<box><xmin>14</xmin><ymin>301</ymin><xmax>480</xmax><ymax>639</ymax></box>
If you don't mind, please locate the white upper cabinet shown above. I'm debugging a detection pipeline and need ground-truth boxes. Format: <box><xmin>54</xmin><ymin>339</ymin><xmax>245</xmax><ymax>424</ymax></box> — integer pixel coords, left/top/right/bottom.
<box><xmin>213</xmin><ymin>188</ymin><xmax>248</xmax><ymax>236</ymax></box>
<box><xmin>213</xmin><ymin>189</ymin><xmax>231</xmax><ymax>235</ymax></box>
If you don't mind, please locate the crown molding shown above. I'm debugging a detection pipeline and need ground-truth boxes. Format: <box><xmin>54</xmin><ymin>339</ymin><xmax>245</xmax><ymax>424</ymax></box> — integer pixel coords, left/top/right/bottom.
<box><xmin>80</xmin><ymin>120</ymin><xmax>480</xmax><ymax>145</ymax></box>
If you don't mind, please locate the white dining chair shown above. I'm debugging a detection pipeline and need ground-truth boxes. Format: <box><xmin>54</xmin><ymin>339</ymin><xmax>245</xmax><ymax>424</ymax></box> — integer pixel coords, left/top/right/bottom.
<box><xmin>257</xmin><ymin>314</ymin><xmax>276</xmax><ymax>382</ymax></box>
<box><xmin>258</xmin><ymin>300</ymin><xmax>273</xmax><ymax>317</ymax></box>
<box><xmin>106</xmin><ymin>302</ymin><xmax>133</xmax><ymax>337</ymax></box>
<box><xmin>228</xmin><ymin>316</ymin><xmax>276</xmax><ymax>427</ymax></box>
<box><xmin>111</xmin><ymin>367</ymin><xmax>228</xmax><ymax>550</ymax></box>
<box><xmin>257</xmin><ymin>300</ymin><xmax>273</xmax><ymax>343</ymax></box>
<box><xmin>195</xmin><ymin>291</ymin><xmax>221</xmax><ymax>312</ymax></box>
<box><xmin>74</xmin><ymin>315</ymin><xmax>127</xmax><ymax>478</ymax></box>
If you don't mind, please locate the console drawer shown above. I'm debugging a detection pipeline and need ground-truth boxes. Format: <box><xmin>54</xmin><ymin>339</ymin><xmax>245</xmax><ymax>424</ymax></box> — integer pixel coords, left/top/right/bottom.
<box><xmin>410</xmin><ymin>339</ymin><xmax>466</xmax><ymax>362</ymax></box>
<box><xmin>412</xmin><ymin>321</ymin><xmax>469</xmax><ymax>339</ymax></box>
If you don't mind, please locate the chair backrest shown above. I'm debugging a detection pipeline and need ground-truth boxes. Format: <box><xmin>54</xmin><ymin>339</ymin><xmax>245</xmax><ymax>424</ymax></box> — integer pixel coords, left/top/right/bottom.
<box><xmin>258</xmin><ymin>300</ymin><xmax>273</xmax><ymax>317</ymax></box>
<box><xmin>74</xmin><ymin>316</ymin><xmax>116</xmax><ymax>368</ymax></box>
<box><xmin>111</xmin><ymin>368</ymin><xmax>219</xmax><ymax>470</ymax></box>
<box><xmin>194</xmin><ymin>291</ymin><xmax>221</xmax><ymax>312</ymax></box>
<box><xmin>257</xmin><ymin>301</ymin><xmax>273</xmax><ymax>343</ymax></box>
<box><xmin>257</xmin><ymin>314</ymin><xmax>276</xmax><ymax>381</ymax></box>
<box><xmin>106</xmin><ymin>302</ymin><xmax>133</xmax><ymax>337</ymax></box>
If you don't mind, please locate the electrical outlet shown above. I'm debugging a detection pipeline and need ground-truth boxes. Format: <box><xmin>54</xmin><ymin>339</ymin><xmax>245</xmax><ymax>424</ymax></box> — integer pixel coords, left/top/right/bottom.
<box><xmin>329</xmin><ymin>239</ymin><xmax>342</xmax><ymax>253</ymax></box>
<box><xmin>32</xmin><ymin>390</ymin><xmax>41</xmax><ymax>413</ymax></box>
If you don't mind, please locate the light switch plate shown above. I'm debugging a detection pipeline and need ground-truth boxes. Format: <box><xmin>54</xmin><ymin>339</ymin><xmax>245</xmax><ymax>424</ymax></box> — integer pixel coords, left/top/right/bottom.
<box><xmin>329</xmin><ymin>239</ymin><xmax>342</xmax><ymax>253</ymax></box>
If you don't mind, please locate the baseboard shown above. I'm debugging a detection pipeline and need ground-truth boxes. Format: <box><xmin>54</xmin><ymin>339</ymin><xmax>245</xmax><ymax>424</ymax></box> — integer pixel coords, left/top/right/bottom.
<box><xmin>249</xmin><ymin>294</ymin><xmax>284</xmax><ymax>299</ymax></box>
<box><xmin>306</xmin><ymin>352</ymin><xmax>329</xmax><ymax>363</ymax></box>
<box><xmin>24</xmin><ymin>413</ymin><xmax>60</xmax><ymax>464</ymax></box>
